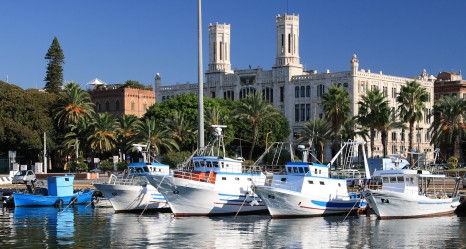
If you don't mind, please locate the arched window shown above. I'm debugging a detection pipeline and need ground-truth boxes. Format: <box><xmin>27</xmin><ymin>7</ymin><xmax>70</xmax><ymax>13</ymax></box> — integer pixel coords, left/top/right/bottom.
<box><xmin>131</xmin><ymin>100</ymin><xmax>135</xmax><ymax>111</ymax></box>
<box><xmin>115</xmin><ymin>100</ymin><xmax>120</xmax><ymax>111</ymax></box>
<box><xmin>105</xmin><ymin>100</ymin><xmax>110</xmax><ymax>111</ymax></box>
<box><xmin>306</xmin><ymin>86</ymin><xmax>310</xmax><ymax>97</ymax></box>
<box><xmin>300</xmin><ymin>86</ymin><xmax>305</xmax><ymax>97</ymax></box>
<box><xmin>295</xmin><ymin>86</ymin><xmax>299</xmax><ymax>98</ymax></box>
<box><xmin>95</xmin><ymin>101</ymin><xmax>100</xmax><ymax>112</ymax></box>
<box><xmin>143</xmin><ymin>101</ymin><xmax>147</xmax><ymax>111</ymax></box>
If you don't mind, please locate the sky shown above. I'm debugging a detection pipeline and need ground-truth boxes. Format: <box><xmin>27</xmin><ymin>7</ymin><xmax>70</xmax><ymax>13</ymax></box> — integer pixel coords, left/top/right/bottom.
<box><xmin>1</xmin><ymin>0</ymin><xmax>466</xmax><ymax>90</ymax></box>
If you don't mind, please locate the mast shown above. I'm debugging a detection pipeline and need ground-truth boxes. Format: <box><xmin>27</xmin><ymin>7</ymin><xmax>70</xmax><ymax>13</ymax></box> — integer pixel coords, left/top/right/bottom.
<box><xmin>197</xmin><ymin>0</ymin><xmax>205</xmax><ymax>149</ymax></box>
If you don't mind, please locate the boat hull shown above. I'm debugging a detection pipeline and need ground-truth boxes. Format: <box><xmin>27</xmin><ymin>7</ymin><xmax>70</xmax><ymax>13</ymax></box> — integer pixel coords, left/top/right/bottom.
<box><xmin>363</xmin><ymin>190</ymin><xmax>460</xmax><ymax>219</ymax></box>
<box><xmin>254</xmin><ymin>185</ymin><xmax>364</xmax><ymax>218</ymax></box>
<box><xmin>93</xmin><ymin>183</ymin><xmax>169</xmax><ymax>213</ymax></box>
<box><xmin>146</xmin><ymin>175</ymin><xmax>267</xmax><ymax>217</ymax></box>
<box><xmin>13</xmin><ymin>190</ymin><xmax>94</xmax><ymax>207</ymax></box>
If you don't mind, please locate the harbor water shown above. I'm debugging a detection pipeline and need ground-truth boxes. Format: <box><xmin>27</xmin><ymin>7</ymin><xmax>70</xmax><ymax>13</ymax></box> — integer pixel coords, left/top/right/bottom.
<box><xmin>1</xmin><ymin>205</ymin><xmax>466</xmax><ymax>248</ymax></box>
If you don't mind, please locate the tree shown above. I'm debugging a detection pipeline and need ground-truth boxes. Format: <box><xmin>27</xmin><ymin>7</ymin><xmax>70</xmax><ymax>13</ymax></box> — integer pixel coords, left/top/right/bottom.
<box><xmin>322</xmin><ymin>85</ymin><xmax>350</xmax><ymax>156</ymax></box>
<box><xmin>378</xmin><ymin>110</ymin><xmax>406</xmax><ymax>158</ymax></box>
<box><xmin>134</xmin><ymin>117</ymin><xmax>180</xmax><ymax>158</ymax></box>
<box><xmin>44</xmin><ymin>36</ymin><xmax>65</xmax><ymax>93</ymax></box>
<box><xmin>115</xmin><ymin>115</ymin><xmax>140</xmax><ymax>155</ymax></box>
<box><xmin>87</xmin><ymin>113</ymin><xmax>118</xmax><ymax>155</ymax></box>
<box><xmin>297</xmin><ymin>119</ymin><xmax>332</xmax><ymax>163</ymax></box>
<box><xmin>429</xmin><ymin>96</ymin><xmax>466</xmax><ymax>159</ymax></box>
<box><xmin>396</xmin><ymin>80</ymin><xmax>429</xmax><ymax>163</ymax></box>
<box><xmin>357</xmin><ymin>89</ymin><xmax>390</xmax><ymax>157</ymax></box>
<box><xmin>54</xmin><ymin>82</ymin><xmax>95</xmax><ymax>129</ymax></box>
<box><xmin>234</xmin><ymin>93</ymin><xmax>281</xmax><ymax>160</ymax></box>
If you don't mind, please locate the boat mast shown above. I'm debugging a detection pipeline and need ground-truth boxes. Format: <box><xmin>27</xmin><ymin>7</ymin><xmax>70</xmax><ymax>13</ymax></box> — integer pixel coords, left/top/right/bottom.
<box><xmin>197</xmin><ymin>0</ymin><xmax>205</xmax><ymax>150</ymax></box>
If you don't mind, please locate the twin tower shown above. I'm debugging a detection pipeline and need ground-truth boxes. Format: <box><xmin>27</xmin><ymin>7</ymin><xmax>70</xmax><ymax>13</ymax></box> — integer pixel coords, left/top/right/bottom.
<box><xmin>208</xmin><ymin>14</ymin><xmax>302</xmax><ymax>73</ymax></box>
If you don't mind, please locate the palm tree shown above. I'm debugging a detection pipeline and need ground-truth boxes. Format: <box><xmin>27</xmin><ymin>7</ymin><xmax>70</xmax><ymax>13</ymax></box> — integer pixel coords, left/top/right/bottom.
<box><xmin>356</xmin><ymin>89</ymin><xmax>390</xmax><ymax>157</ymax></box>
<box><xmin>396</xmin><ymin>80</ymin><xmax>429</xmax><ymax>163</ymax></box>
<box><xmin>163</xmin><ymin>110</ymin><xmax>196</xmax><ymax>145</ymax></box>
<box><xmin>234</xmin><ymin>93</ymin><xmax>281</xmax><ymax>160</ymax></box>
<box><xmin>322</xmin><ymin>85</ymin><xmax>350</xmax><ymax>156</ymax></box>
<box><xmin>135</xmin><ymin>118</ymin><xmax>180</xmax><ymax>158</ymax></box>
<box><xmin>297</xmin><ymin>119</ymin><xmax>332</xmax><ymax>163</ymax></box>
<box><xmin>54</xmin><ymin>82</ymin><xmax>95</xmax><ymax>129</ymax></box>
<box><xmin>429</xmin><ymin>96</ymin><xmax>466</xmax><ymax>159</ymax></box>
<box><xmin>378</xmin><ymin>108</ymin><xmax>407</xmax><ymax>158</ymax></box>
<box><xmin>87</xmin><ymin>113</ymin><xmax>118</xmax><ymax>155</ymax></box>
<box><xmin>63</xmin><ymin>117</ymin><xmax>92</xmax><ymax>160</ymax></box>
<box><xmin>115</xmin><ymin>115</ymin><xmax>139</xmax><ymax>156</ymax></box>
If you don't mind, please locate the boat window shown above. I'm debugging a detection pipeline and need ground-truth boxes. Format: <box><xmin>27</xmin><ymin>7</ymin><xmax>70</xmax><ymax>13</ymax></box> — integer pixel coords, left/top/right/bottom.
<box><xmin>213</xmin><ymin>162</ymin><xmax>219</xmax><ymax>168</ymax></box>
<box><xmin>397</xmin><ymin>176</ymin><xmax>404</xmax><ymax>182</ymax></box>
<box><xmin>221</xmin><ymin>162</ymin><xmax>224</xmax><ymax>168</ymax></box>
<box><xmin>390</xmin><ymin>177</ymin><xmax>397</xmax><ymax>183</ymax></box>
<box><xmin>319</xmin><ymin>170</ymin><xmax>321</xmax><ymax>174</ymax></box>
<box><xmin>247</xmin><ymin>178</ymin><xmax>252</xmax><ymax>181</ymax></box>
<box><xmin>143</xmin><ymin>166</ymin><xmax>149</xmax><ymax>172</ymax></box>
<box><xmin>222</xmin><ymin>177</ymin><xmax>227</xmax><ymax>180</ymax></box>
<box><xmin>194</xmin><ymin>161</ymin><xmax>200</xmax><ymax>168</ymax></box>
<box><xmin>65</xmin><ymin>178</ymin><xmax>70</xmax><ymax>181</ymax></box>
<box><xmin>281</xmin><ymin>178</ymin><xmax>287</xmax><ymax>182</ymax></box>
<box><xmin>235</xmin><ymin>177</ymin><xmax>240</xmax><ymax>181</ymax></box>
<box><xmin>207</xmin><ymin>161</ymin><xmax>212</xmax><ymax>167</ymax></box>
<box><xmin>319</xmin><ymin>181</ymin><xmax>325</xmax><ymax>185</ymax></box>
<box><xmin>293</xmin><ymin>167</ymin><xmax>298</xmax><ymax>173</ymax></box>
<box><xmin>308</xmin><ymin>180</ymin><xmax>314</xmax><ymax>184</ymax></box>
<box><xmin>298</xmin><ymin>167</ymin><xmax>304</xmax><ymax>173</ymax></box>
<box><xmin>315</xmin><ymin>169</ymin><xmax>318</xmax><ymax>174</ymax></box>
<box><xmin>338</xmin><ymin>183</ymin><xmax>341</xmax><ymax>187</ymax></box>
<box><xmin>410</xmin><ymin>178</ymin><xmax>414</xmax><ymax>183</ymax></box>
<box><xmin>287</xmin><ymin>167</ymin><xmax>293</xmax><ymax>173</ymax></box>
<box><xmin>304</xmin><ymin>167</ymin><xmax>309</xmax><ymax>173</ymax></box>
<box><xmin>383</xmin><ymin>177</ymin><xmax>390</xmax><ymax>183</ymax></box>
<box><xmin>200</xmin><ymin>161</ymin><xmax>206</xmax><ymax>167</ymax></box>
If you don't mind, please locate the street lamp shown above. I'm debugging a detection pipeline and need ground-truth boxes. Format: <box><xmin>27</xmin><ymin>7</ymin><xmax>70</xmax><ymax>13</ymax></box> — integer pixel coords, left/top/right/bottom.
<box><xmin>266</xmin><ymin>131</ymin><xmax>273</xmax><ymax>150</ymax></box>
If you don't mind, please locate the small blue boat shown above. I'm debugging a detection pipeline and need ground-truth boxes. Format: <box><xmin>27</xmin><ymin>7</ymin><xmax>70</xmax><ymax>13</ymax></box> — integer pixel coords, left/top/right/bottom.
<box><xmin>13</xmin><ymin>175</ymin><xmax>94</xmax><ymax>207</ymax></box>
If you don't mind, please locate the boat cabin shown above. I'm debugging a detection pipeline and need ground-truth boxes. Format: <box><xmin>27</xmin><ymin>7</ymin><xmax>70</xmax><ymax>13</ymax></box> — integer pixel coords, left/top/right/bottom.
<box><xmin>128</xmin><ymin>162</ymin><xmax>170</xmax><ymax>175</ymax></box>
<box><xmin>370</xmin><ymin>169</ymin><xmax>431</xmax><ymax>193</ymax></box>
<box><xmin>285</xmin><ymin>162</ymin><xmax>328</xmax><ymax>177</ymax></box>
<box><xmin>192</xmin><ymin>156</ymin><xmax>243</xmax><ymax>173</ymax></box>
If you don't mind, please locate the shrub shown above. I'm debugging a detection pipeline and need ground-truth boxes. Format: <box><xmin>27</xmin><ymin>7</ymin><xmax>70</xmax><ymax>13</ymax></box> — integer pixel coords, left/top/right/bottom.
<box><xmin>99</xmin><ymin>159</ymin><xmax>114</xmax><ymax>172</ymax></box>
<box><xmin>161</xmin><ymin>151</ymin><xmax>193</xmax><ymax>168</ymax></box>
<box><xmin>118</xmin><ymin>161</ymin><xmax>128</xmax><ymax>171</ymax></box>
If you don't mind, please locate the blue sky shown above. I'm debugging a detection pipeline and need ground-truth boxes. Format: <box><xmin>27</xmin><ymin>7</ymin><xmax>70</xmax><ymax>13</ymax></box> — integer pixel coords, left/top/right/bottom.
<box><xmin>1</xmin><ymin>1</ymin><xmax>466</xmax><ymax>90</ymax></box>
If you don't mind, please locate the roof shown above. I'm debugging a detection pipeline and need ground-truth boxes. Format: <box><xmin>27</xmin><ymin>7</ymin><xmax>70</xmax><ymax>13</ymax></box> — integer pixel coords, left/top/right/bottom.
<box><xmin>86</xmin><ymin>78</ymin><xmax>107</xmax><ymax>86</ymax></box>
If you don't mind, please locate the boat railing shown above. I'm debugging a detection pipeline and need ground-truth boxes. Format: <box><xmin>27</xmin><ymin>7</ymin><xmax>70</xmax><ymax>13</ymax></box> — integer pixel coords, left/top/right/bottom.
<box><xmin>173</xmin><ymin>171</ymin><xmax>216</xmax><ymax>184</ymax></box>
<box><xmin>108</xmin><ymin>174</ymin><xmax>147</xmax><ymax>186</ymax></box>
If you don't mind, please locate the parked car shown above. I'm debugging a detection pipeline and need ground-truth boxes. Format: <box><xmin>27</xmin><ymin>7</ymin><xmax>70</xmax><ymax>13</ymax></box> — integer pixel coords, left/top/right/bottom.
<box><xmin>12</xmin><ymin>170</ymin><xmax>37</xmax><ymax>184</ymax></box>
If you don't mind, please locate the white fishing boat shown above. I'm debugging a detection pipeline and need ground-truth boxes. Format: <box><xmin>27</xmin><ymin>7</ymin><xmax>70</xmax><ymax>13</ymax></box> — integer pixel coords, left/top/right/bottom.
<box><xmin>145</xmin><ymin>125</ymin><xmax>267</xmax><ymax>217</ymax></box>
<box><xmin>362</xmin><ymin>155</ymin><xmax>461</xmax><ymax>219</ymax></box>
<box><xmin>94</xmin><ymin>162</ymin><xmax>170</xmax><ymax>213</ymax></box>
<box><xmin>252</xmin><ymin>141</ymin><xmax>366</xmax><ymax>218</ymax></box>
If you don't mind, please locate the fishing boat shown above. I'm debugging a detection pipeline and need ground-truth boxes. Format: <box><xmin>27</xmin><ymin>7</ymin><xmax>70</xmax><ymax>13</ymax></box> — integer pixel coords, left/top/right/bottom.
<box><xmin>252</xmin><ymin>141</ymin><xmax>366</xmax><ymax>218</ymax></box>
<box><xmin>13</xmin><ymin>175</ymin><xmax>94</xmax><ymax>207</ymax></box>
<box><xmin>362</xmin><ymin>167</ymin><xmax>461</xmax><ymax>219</ymax></box>
<box><xmin>145</xmin><ymin>125</ymin><xmax>267</xmax><ymax>217</ymax></box>
<box><xmin>93</xmin><ymin>162</ymin><xmax>170</xmax><ymax>213</ymax></box>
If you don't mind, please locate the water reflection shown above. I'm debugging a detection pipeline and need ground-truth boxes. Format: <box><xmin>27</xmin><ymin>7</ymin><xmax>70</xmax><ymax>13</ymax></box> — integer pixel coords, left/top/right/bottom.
<box><xmin>1</xmin><ymin>206</ymin><xmax>466</xmax><ymax>248</ymax></box>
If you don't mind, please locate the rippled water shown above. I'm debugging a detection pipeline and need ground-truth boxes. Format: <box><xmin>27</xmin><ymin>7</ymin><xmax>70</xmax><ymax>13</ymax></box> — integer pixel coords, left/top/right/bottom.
<box><xmin>1</xmin><ymin>205</ymin><xmax>465</xmax><ymax>248</ymax></box>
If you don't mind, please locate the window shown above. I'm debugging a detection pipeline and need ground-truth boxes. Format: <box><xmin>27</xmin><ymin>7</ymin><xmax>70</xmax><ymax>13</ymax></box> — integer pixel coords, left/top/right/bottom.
<box><xmin>298</xmin><ymin>167</ymin><xmax>304</xmax><ymax>173</ymax></box>
<box><xmin>287</xmin><ymin>167</ymin><xmax>293</xmax><ymax>173</ymax></box>
<box><xmin>219</xmin><ymin>41</ymin><xmax>223</xmax><ymax>60</ymax></box>
<box><xmin>95</xmin><ymin>101</ymin><xmax>101</xmax><ymax>112</ymax></box>
<box><xmin>392</xmin><ymin>132</ymin><xmax>397</xmax><ymax>141</ymax></box>
<box><xmin>281</xmin><ymin>178</ymin><xmax>287</xmax><ymax>182</ymax></box>
<box><xmin>306</xmin><ymin>104</ymin><xmax>310</xmax><ymax>121</ymax></box>
<box><xmin>235</xmin><ymin>177</ymin><xmax>240</xmax><ymax>181</ymax></box>
<box><xmin>143</xmin><ymin>101</ymin><xmax>147</xmax><ymax>111</ymax></box>
<box><xmin>211</xmin><ymin>91</ymin><xmax>216</xmax><ymax>98</ymax></box>
<box><xmin>293</xmin><ymin>167</ymin><xmax>298</xmax><ymax>173</ymax></box>
<box><xmin>319</xmin><ymin>181</ymin><xmax>325</xmax><ymax>185</ymax></box>
<box><xmin>105</xmin><ymin>100</ymin><xmax>110</xmax><ymax>111</ymax></box>
<box><xmin>301</xmin><ymin>104</ymin><xmax>305</xmax><ymax>121</ymax></box>
<box><xmin>295</xmin><ymin>86</ymin><xmax>299</xmax><ymax>98</ymax></box>
<box><xmin>288</xmin><ymin>34</ymin><xmax>291</xmax><ymax>53</ymax></box>
<box><xmin>115</xmin><ymin>100</ymin><xmax>120</xmax><ymax>111</ymax></box>
<box><xmin>306</xmin><ymin>86</ymin><xmax>310</xmax><ymax>97</ymax></box>
<box><xmin>308</xmin><ymin>180</ymin><xmax>314</xmax><ymax>184</ymax></box>
<box><xmin>300</xmin><ymin>86</ymin><xmax>305</xmax><ymax>97</ymax></box>
<box><xmin>222</xmin><ymin>177</ymin><xmax>226</xmax><ymax>180</ymax></box>
<box><xmin>317</xmin><ymin>85</ymin><xmax>325</xmax><ymax>97</ymax></box>
<box><xmin>131</xmin><ymin>101</ymin><xmax>135</xmax><ymax>111</ymax></box>
<box><xmin>295</xmin><ymin>105</ymin><xmax>299</xmax><ymax>122</ymax></box>
<box><xmin>280</xmin><ymin>87</ymin><xmax>284</xmax><ymax>102</ymax></box>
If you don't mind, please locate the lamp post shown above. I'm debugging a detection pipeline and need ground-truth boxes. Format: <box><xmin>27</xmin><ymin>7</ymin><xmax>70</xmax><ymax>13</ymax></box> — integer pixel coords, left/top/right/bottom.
<box><xmin>265</xmin><ymin>131</ymin><xmax>273</xmax><ymax>150</ymax></box>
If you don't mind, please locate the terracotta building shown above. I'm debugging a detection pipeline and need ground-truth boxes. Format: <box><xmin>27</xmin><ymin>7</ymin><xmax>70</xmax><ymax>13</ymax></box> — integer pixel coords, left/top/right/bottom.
<box><xmin>434</xmin><ymin>71</ymin><xmax>466</xmax><ymax>100</ymax></box>
<box><xmin>87</xmin><ymin>78</ymin><xmax>155</xmax><ymax>118</ymax></box>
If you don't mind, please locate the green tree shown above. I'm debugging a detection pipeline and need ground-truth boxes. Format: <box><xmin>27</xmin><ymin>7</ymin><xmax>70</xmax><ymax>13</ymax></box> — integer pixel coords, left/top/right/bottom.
<box><xmin>87</xmin><ymin>113</ymin><xmax>118</xmax><ymax>155</ymax></box>
<box><xmin>115</xmin><ymin>115</ymin><xmax>140</xmax><ymax>155</ymax></box>
<box><xmin>378</xmin><ymin>110</ymin><xmax>406</xmax><ymax>158</ymax></box>
<box><xmin>357</xmin><ymin>89</ymin><xmax>390</xmax><ymax>157</ymax></box>
<box><xmin>44</xmin><ymin>36</ymin><xmax>65</xmax><ymax>93</ymax></box>
<box><xmin>429</xmin><ymin>96</ymin><xmax>466</xmax><ymax>159</ymax></box>
<box><xmin>121</xmin><ymin>80</ymin><xmax>149</xmax><ymax>90</ymax></box>
<box><xmin>322</xmin><ymin>85</ymin><xmax>350</xmax><ymax>157</ymax></box>
<box><xmin>234</xmin><ymin>93</ymin><xmax>281</xmax><ymax>160</ymax></box>
<box><xmin>163</xmin><ymin>110</ymin><xmax>196</xmax><ymax>145</ymax></box>
<box><xmin>396</xmin><ymin>80</ymin><xmax>429</xmax><ymax>163</ymax></box>
<box><xmin>297</xmin><ymin>119</ymin><xmax>332</xmax><ymax>163</ymax></box>
<box><xmin>54</xmin><ymin>82</ymin><xmax>95</xmax><ymax>129</ymax></box>
<box><xmin>135</xmin><ymin>118</ymin><xmax>180</xmax><ymax>158</ymax></box>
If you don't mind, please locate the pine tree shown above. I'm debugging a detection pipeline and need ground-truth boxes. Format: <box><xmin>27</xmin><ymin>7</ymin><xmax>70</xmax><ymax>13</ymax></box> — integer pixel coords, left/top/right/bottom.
<box><xmin>44</xmin><ymin>36</ymin><xmax>65</xmax><ymax>93</ymax></box>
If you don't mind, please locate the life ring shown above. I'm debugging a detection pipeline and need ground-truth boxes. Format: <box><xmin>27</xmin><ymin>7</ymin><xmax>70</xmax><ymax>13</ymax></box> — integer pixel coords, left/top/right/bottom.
<box><xmin>54</xmin><ymin>198</ymin><xmax>64</xmax><ymax>207</ymax></box>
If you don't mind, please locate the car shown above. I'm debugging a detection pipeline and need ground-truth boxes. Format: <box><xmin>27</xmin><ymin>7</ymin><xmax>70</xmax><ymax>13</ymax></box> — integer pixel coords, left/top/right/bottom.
<box><xmin>12</xmin><ymin>170</ymin><xmax>37</xmax><ymax>184</ymax></box>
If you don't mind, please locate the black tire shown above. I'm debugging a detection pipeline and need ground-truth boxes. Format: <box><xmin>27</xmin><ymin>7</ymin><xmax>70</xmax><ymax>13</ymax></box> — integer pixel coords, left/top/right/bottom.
<box><xmin>54</xmin><ymin>198</ymin><xmax>64</xmax><ymax>207</ymax></box>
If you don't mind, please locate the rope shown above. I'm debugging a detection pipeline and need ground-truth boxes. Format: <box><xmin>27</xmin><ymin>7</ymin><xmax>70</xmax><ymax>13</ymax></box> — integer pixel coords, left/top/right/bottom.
<box><xmin>234</xmin><ymin>189</ymin><xmax>250</xmax><ymax>219</ymax></box>
<box><xmin>139</xmin><ymin>174</ymin><xmax>167</xmax><ymax>218</ymax></box>
<box><xmin>58</xmin><ymin>195</ymin><xmax>78</xmax><ymax>215</ymax></box>
<box><xmin>341</xmin><ymin>195</ymin><xmax>364</xmax><ymax>223</ymax></box>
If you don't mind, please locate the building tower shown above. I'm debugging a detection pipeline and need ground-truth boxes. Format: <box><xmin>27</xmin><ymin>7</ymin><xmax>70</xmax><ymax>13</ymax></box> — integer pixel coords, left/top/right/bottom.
<box><xmin>208</xmin><ymin>23</ymin><xmax>232</xmax><ymax>73</ymax></box>
<box><xmin>154</xmin><ymin>72</ymin><xmax>161</xmax><ymax>91</ymax></box>
<box><xmin>275</xmin><ymin>14</ymin><xmax>302</xmax><ymax>68</ymax></box>
<box><xmin>350</xmin><ymin>54</ymin><xmax>359</xmax><ymax>74</ymax></box>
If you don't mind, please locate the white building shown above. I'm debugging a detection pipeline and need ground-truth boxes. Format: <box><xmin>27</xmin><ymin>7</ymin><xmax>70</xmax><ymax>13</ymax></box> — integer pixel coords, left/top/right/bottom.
<box><xmin>155</xmin><ymin>14</ymin><xmax>436</xmax><ymax>161</ymax></box>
